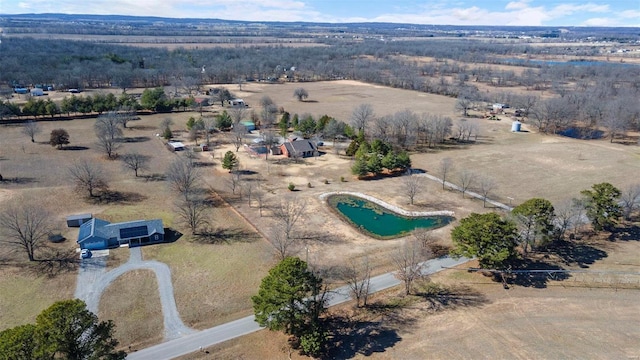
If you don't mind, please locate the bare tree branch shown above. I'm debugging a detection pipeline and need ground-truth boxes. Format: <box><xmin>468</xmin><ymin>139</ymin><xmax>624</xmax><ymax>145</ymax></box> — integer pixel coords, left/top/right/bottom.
<box><xmin>0</xmin><ymin>199</ymin><xmax>52</xmax><ymax>261</ymax></box>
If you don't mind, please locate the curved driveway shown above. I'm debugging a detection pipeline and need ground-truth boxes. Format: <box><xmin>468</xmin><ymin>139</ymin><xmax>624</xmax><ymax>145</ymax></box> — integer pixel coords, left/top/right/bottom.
<box><xmin>75</xmin><ymin>247</ymin><xmax>195</xmax><ymax>340</ymax></box>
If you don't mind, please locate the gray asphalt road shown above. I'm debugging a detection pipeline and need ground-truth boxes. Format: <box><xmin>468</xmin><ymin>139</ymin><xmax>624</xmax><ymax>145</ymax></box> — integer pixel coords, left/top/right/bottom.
<box><xmin>126</xmin><ymin>255</ymin><xmax>470</xmax><ymax>360</ymax></box>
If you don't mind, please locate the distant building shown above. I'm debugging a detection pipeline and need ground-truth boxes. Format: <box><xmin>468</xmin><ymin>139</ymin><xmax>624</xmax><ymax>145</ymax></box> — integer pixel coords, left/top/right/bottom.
<box><xmin>229</xmin><ymin>99</ymin><xmax>246</xmax><ymax>107</ymax></box>
<box><xmin>77</xmin><ymin>218</ymin><xmax>165</xmax><ymax>250</ymax></box>
<box><xmin>30</xmin><ymin>88</ymin><xmax>44</xmax><ymax>96</ymax></box>
<box><xmin>168</xmin><ymin>141</ymin><xmax>186</xmax><ymax>151</ymax></box>
<box><xmin>280</xmin><ymin>139</ymin><xmax>317</xmax><ymax>158</ymax></box>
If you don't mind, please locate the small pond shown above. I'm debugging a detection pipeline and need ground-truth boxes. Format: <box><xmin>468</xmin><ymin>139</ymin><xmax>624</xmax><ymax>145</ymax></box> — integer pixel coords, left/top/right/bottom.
<box><xmin>327</xmin><ymin>194</ymin><xmax>454</xmax><ymax>239</ymax></box>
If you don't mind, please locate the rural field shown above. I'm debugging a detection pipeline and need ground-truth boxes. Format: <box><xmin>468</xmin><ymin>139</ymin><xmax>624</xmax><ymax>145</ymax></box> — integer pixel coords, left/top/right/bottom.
<box><xmin>1</xmin><ymin>80</ymin><xmax>639</xmax><ymax>356</ymax></box>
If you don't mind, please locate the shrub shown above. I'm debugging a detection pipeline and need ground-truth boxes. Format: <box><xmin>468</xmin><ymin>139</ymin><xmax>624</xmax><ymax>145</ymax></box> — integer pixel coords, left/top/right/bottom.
<box><xmin>307</xmin><ymin>182</ymin><xmax>312</xmax><ymax>188</ymax></box>
<box><xmin>288</xmin><ymin>183</ymin><xmax>295</xmax><ymax>191</ymax></box>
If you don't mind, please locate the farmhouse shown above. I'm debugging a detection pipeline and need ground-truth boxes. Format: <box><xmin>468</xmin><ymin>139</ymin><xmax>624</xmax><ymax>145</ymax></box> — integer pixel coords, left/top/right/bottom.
<box><xmin>280</xmin><ymin>138</ymin><xmax>317</xmax><ymax>158</ymax></box>
<box><xmin>77</xmin><ymin>218</ymin><xmax>165</xmax><ymax>250</ymax></box>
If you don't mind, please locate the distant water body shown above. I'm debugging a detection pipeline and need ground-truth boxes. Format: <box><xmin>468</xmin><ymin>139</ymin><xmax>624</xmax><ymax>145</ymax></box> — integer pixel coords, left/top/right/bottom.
<box><xmin>501</xmin><ymin>58</ymin><xmax>638</xmax><ymax>67</ymax></box>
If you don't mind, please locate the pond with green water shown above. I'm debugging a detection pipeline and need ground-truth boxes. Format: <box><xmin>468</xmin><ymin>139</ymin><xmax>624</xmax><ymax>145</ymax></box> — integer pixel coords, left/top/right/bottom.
<box><xmin>327</xmin><ymin>194</ymin><xmax>454</xmax><ymax>239</ymax></box>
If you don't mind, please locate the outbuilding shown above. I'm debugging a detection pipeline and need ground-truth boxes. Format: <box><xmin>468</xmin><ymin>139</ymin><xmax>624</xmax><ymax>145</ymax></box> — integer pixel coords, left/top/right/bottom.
<box><xmin>168</xmin><ymin>141</ymin><xmax>186</xmax><ymax>151</ymax></box>
<box><xmin>66</xmin><ymin>213</ymin><xmax>93</xmax><ymax>227</ymax></box>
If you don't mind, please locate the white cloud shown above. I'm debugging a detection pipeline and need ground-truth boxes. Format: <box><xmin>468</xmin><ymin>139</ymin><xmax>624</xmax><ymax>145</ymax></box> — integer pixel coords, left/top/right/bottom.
<box><xmin>619</xmin><ymin>9</ymin><xmax>640</xmax><ymax>19</ymax></box>
<box><xmin>581</xmin><ymin>17</ymin><xmax>616</xmax><ymax>26</ymax></box>
<box><xmin>505</xmin><ymin>1</ymin><xmax>531</xmax><ymax>10</ymax></box>
<box><xmin>550</xmin><ymin>3</ymin><xmax>610</xmax><ymax>17</ymax></box>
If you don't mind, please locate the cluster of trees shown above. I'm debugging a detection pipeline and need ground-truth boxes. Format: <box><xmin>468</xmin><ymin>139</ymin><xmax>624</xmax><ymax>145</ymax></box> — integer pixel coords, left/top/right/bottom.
<box><xmin>1</xmin><ymin>88</ymin><xmax>199</xmax><ymax>120</ymax></box>
<box><xmin>451</xmin><ymin>182</ymin><xmax>638</xmax><ymax>269</ymax></box>
<box><xmin>350</xmin><ymin>137</ymin><xmax>411</xmax><ymax>178</ymax></box>
<box><xmin>347</xmin><ymin>104</ymin><xmax>462</xmax><ymax>151</ymax></box>
<box><xmin>0</xmin><ymin>299</ymin><xmax>126</xmax><ymax>359</ymax></box>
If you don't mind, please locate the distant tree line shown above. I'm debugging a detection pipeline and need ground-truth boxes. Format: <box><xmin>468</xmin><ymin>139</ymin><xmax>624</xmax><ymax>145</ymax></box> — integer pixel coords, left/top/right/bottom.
<box><xmin>2</xmin><ymin>37</ymin><xmax>639</xmax><ymax>136</ymax></box>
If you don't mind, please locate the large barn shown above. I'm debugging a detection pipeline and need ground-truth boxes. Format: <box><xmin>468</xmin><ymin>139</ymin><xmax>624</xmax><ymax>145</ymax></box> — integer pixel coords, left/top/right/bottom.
<box><xmin>77</xmin><ymin>218</ymin><xmax>165</xmax><ymax>250</ymax></box>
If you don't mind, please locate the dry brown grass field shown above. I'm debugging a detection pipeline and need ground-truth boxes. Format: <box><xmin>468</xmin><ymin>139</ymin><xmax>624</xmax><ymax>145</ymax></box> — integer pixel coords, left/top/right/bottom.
<box><xmin>2</xmin><ymin>80</ymin><xmax>639</xmax><ymax>357</ymax></box>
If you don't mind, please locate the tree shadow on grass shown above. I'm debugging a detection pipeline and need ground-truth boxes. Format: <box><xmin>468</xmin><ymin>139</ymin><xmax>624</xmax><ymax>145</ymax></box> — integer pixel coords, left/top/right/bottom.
<box><xmin>127</xmin><ymin>125</ymin><xmax>157</xmax><ymax>131</ymax></box>
<box><xmin>142</xmin><ymin>173</ymin><xmax>166</xmax><ymax>182</ymax></box>
<box><xmin>298</xmin><ymin>230</ymin><xmax>347</xmax><ymax>245</ymax></box>
<box><xmin>120</xmin><ymin>136</ymin><xmax>151</xmax><ymax>143</ymax></box>
<box><xmin>90</xmin><ymin>190</ymin><xmax>147</xmax><ymax>205</ymax></box>
<box><xmin>326</xmin><ymin>316</ymin><xmax>402</xmax><ymax>359</ymax></box>
<box><xmin>31</xmin><ymin>247</ymin><xmax>79</xmax><ymax>277</ymax></box>
<box><xmin>609</xmin><ymin>224</ymin><xmax>640</xmax><ymax>242</ymax></box>
<box><xmin>0</xmin><ymin>176</ymin><xmax>38</xmax><ymax>185</ymax></box>
<box><xmin>414</xmin><ymin>283</ymin><xmax>489</xmax><ymax>312</ymax></box>
<box><xmin>61</xmin><ymin>146</ymin><xmax>89</xmax><ymax>151</ymax></box>
<box><xmin>192</xmin><ymin>227</ymin><xmax>258</xmax><ymax>244</ymax></box>
<box><xmin>502</xmin><ymin>259</ymin><xmax>570</xmax><ymax>289</ymax></box>
<box><xmin>193</xmin><ymin>161</ymin><xmax>214</xmax><ymax>168</ymax></box>
<box><xmin>545</xmin><ymin>239</ymin><xmax>608</xmax><ymax>268</ymax></box>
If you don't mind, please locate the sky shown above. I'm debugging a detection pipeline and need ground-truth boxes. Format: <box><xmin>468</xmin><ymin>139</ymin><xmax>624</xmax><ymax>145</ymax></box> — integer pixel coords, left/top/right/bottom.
<box><xmin>1</xmin><ymin>0</ymin><xmax>639</xmax><ymax>27</ymax></box>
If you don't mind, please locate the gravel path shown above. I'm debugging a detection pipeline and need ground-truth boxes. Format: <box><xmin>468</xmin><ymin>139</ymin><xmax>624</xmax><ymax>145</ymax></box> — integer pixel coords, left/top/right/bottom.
<box><xmin>417</xmin><ymin>173</ymin><xmax>513</xmax><ymax>211</ymax></box>
<box><xmin>75</xmin><ymin>247</ymin><xmax>195</xmax><ymax>341</ymax></box>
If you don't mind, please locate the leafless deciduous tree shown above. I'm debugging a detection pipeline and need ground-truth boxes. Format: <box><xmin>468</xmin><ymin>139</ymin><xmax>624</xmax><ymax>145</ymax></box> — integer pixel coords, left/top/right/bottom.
<box><xmin>243</xmin><ymin>181</ymin><xmax>254</xmax><ymax>207</ymax></box>
<box><xmin>478</xmin><ymin>176</ymin><xmax>496</xmax><ymax>208</ymax></box>
<box><xmin>95</xmin><ymin>111</ymin><xmax>124</xmax><ymax>159</ymax></box>
<box><xmin>413</xmin><ymin>228</ymin><xmax>435</xmax><ymax>250</ymax></box>
<box><xmin>95</xmin><ymin>131</ymin><xmax>120</xmax><ymax>159</ymax></box>
<box><xmin>457</xmin><ymin>170</ymin><xmax>475</xmax><ymax>198</ymax></box>
<box><xmin>455</xmin><ymin>120</ymin><xmax>479</xmax><ymax>142</ymax></box>
<box><xmin>350</xmin><ymin>103</ymin><xmax>374</xmax><ymax>133</ymax></box>
<box><xmin>371</xmin><ymin>115</ymin><xmax>392</xmax><ymax>143</ymax></box>
<box><xmin>268</xmin><ymin>225</ymin><xmax>298</xmax><ymax>261</ymax></box>
<box><xmin>166</xmin><ymin>157</ymin><xmax>200</xmax><ymax>200</ymax></box>
<box><xmin>620</xmin><ymin>184</ymin><xmax>640</xmax><ymax>220</ymax></box>
<box><xmin>269</xmin><ymin>196</ymin><xmax>307</xmax><ymax>258</ymax></box>
<box><xmin>554</xmin><ymin>198</ymin><xmax>586</xmax><ymax>240</ymax></box>
<box><xmin>455</xmin><ymin>94</ymin><xmax>474</xmax><ymax>117</ymax></box>
<box><xmin>0</xmin><ymin>200</ymin><xmax>52</xmax><ymax>261</ymax></box>
<box><xmin>227</xmin><ymin>170</ymin><xmax>242</xmax><ymax>195</ymax></box>
<box><xmin>293</xmin><ymin>87</ymin><xmax>309</xmax><ymax>101</ymax></box>
<box><xmin>230</xmin><ymin>123</ymin><xmax>247</xmax><ymax>152</ymax></box>
<box><xmin>403</xmin><ymin>173</ymin><xmax>422</xmax><ymax>205</ymax></box>
<box><xmin>175</xmin><ymin>198</ymin><xmax>209</xmax><ymax>235</ymax></box>
<box><xmin>229</xmin><ymin>106</ymin><xmax>247</xmax><ymax>125</ymax></box>
<box><xmin>339</xmin><ymin>256</ymin><xmax>371</xmax><ymax>308</ymax></box>
<box><xmin>160</xmin><ymin>117</ymin><xmax>174</xmax><ymax>131</ymax></box>
<box><xmin>439</xmin><ymin>157</ymin><xmax>454</xmax><ymax>190</ymax></box>
<box><xmin>393</xmin><ymin>239</ymin><xmax>427</xmax><ymax>295</ymax></box>
<box><xmin>22</xmin><ymin>120</ymin><xmax>41</xmax><ymax>142</ymax></box>
<box><xmin>121</xmin><ymin>153</ymin><xmax>150</xmax><ymax>177</ymax></box>
<box><xmin>392</xmin><ymin>109</ymin><xmax>418</xmax><ymax>149</ymax></box>
<box><xmin>68</xmin><ymin>160</ymin><xmax>109</xmax><ymax>197</ymax></box>
<box><xmin>254</xmin><ymin>188</ymin><xmax>266</xmax><ymax>217</ymax></box>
